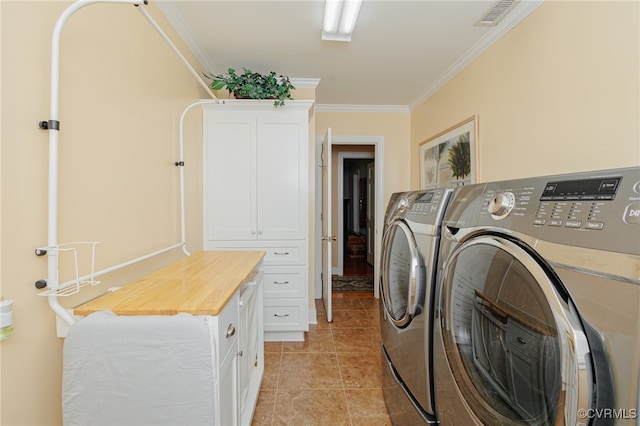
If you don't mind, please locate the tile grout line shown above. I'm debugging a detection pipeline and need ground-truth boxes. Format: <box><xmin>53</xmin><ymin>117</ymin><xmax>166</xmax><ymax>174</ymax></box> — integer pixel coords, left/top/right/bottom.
<box><xmin>331</xmin><ymin>321</ymin><xmax>356</xmax><ymax>426</ymax></box>
<box><xmin>269</xmin><ymin>344</ymin><xmax>283</xmax><ymax>426</ymax></box>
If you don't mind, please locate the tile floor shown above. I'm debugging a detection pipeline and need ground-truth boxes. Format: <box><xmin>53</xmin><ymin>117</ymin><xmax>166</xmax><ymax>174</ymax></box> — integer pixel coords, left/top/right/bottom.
<box><xmin>251</xmin><ymin>296</ymin><xmax>392</xmax><ymax>425</ymax></box>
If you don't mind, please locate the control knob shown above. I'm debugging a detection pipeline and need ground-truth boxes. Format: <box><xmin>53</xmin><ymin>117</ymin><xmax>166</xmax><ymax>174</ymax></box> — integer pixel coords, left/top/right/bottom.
<box><xmin>488</xmin><ymin>192</ymin><xmax>515</xmax><ymax>219</ymax></box>
<box><xmin>396</xmin><ymin>197</ymin><xmax>410</xmax><ymax>213</ymax></box>
<box><xmin>387</xmin><ymin>196</ymin><xmax>410</xmax><ymax>225</ymax></box>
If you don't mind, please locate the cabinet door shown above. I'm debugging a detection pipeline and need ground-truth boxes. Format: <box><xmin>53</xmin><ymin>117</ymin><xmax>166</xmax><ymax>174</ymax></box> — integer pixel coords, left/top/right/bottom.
<box><xmin>256</xmin><ymin>114</ymin><xmax>308</xmax><ymax>240</ymax></box>
<box><xmin>205</xmin><ymin>113</ymin><xmax>257</xmax><ymax>241</ymax></box>
<box><xmin>239</xmin><ymin>285</ymin><xmax>258</xmax><ymax>406</ymax></box>
<box><xmin>238</xmin><ymin>274</ymin><xmax>264</xmax><ymax>426</ymax></box>
<box><xmin>219</xmin><ymin>349</ymin><xmax>239</xmax><ymax>426</ymax></box>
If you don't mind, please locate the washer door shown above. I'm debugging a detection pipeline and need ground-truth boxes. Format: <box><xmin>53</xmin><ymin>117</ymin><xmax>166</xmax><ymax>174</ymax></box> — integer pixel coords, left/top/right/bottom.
<box><xmin>440</xmin><ymin>234</ymin><xmax>595</xmax><ymax>425</ymax></box>
<box><xmin>381</xmin><ymin>219</ymin><xmax>425</xmax><ymax>328</ymax></box>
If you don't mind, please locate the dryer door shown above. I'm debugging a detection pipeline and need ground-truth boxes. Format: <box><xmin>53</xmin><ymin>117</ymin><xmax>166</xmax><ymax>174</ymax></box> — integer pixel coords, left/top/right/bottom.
<box><xmin>380</xmin><ymin>219</ymin><xmax>426</xmax><ymax>328</ymax></box>
<box><xmin>439</xmin><ymin>234</ymin><xmax>599</xmax><ymax>425</ymax></box>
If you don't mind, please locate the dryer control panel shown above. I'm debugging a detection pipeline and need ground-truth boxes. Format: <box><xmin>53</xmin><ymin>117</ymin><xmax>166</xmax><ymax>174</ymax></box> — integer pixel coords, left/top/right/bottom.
<box><xmin>385</xmin><ymin>188</ymin><xmax>452</xmax><ymax>226</ymax></box>
<box><xmin>474</xmin><ymin>167</ymin><xmax>640</xmax><ymax>255</ymax></box>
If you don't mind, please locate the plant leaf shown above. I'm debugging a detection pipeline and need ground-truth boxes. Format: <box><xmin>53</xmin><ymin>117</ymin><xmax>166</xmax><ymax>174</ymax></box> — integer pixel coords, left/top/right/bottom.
<box><xmin>210</xmin><ymin>81</ymin><xmax>226</xmax><ymax>91</ymax></box>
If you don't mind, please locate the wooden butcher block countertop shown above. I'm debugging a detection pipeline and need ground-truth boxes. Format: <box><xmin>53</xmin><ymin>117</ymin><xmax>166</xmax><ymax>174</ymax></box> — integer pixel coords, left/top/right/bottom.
<box><xmin>74</xmin><ymin>250</ymin><xmax>265</xmax><ymax>317</ymax></box>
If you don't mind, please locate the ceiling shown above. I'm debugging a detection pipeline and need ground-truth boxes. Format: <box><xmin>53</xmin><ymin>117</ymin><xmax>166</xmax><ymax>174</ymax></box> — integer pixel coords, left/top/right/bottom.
<box><xmin>157</xmin><ymin>1</ymin><xmax>542</xmax><ymax>109</ymax></box>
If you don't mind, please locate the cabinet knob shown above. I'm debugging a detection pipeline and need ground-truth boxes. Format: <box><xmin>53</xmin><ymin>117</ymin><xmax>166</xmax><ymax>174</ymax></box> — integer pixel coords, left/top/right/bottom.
<box><xmin>237</xmin><ymin>350</ymin><xmax>244</xmax><ymax>357</ymax></box>
<box><xmin>226</xmin><ymin>324</ymin><xmax>236</xmax><ymax>338</ymax></box>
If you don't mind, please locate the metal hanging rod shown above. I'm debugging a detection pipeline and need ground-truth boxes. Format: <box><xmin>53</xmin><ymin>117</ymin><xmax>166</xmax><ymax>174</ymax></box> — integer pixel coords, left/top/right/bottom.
<box><xmin>38</xmin><ymin>0</ymin><xmax>215</xmax><ymax>330</ymax></box>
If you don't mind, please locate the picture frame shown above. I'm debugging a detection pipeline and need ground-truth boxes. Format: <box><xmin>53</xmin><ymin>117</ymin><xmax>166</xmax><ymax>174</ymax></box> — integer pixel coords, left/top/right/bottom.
<box><xmin>420</xmin><ymin>115</ymin><xmax>478</xmax><ymax>189</ymax></box>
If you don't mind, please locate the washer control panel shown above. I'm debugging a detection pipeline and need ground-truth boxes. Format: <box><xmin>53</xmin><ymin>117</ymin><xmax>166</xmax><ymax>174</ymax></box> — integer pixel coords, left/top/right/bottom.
<box><xmin>534</xmin><ymin>175</ymin><xmax>624</xmax><ymax>229</ymax></box>
<box><xmin>473</xmin><ymin>167</ymin><xmax>640</xmax><ymax>254</ymax></box>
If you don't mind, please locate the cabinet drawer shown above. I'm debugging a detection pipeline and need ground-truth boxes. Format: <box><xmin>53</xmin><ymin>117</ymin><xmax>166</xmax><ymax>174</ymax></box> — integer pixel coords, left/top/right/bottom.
<box><xmin>263</xmin><ymin>299</ymin><xmax>307</xmax><ymax>331</ymax></box>
<box><xmin>505</xmin><ymin>317</ymin><xmax>543</xmax><ymax>356</ymax></box>
<box><xmin>261</xmin><ymin>244</ymin><xmax>305</xmax><ymax>265</ymax></box>
<box><xmin>263</xmin><ymin>267</ymin><xmax>306</xmax><ymax>299</ymax></box>
<box><xmin>205</xmin><ymin>242</ymin><xmax>307</xmax><ymax>266</ymax></box>
<box><xmin>216</xmin><ymin>292</ymin><xmax>239</xmax><ymax>359</ymax></box>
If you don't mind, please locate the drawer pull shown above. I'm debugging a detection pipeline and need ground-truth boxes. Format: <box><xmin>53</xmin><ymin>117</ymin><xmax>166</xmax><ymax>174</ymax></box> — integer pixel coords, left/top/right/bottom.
<box><xmin>273</xmin><ymin>313</ymin><xmax>290</xmax><ymax>318</ymax></box>
<box><xmin>237</xmin><ymin>350</ymin><xmax>244</xmax><ymax>357</ymax></box>
<box><xmin>226</xmin><ymin>324</ymin><xmax>236</xmax><ymax>338</ymax></box>
<box><xmin>517</xmin><ymin>337</ymin><xmax>526</xmax><ymax>345</ymax></box>
<box><xmin>273</xmin><ymin>251</ymin><xmax>290</xmax><ymax>255</ymax></box>
<box><xmin>273</xmin><ymin>281</ymin><xmax>290</xmax><ymax>285</ymax></box>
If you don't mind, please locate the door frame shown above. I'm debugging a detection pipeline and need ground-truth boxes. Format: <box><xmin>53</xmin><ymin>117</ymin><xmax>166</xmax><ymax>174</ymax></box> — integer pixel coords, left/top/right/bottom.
<box><xmin>314</xmin><ymin>135</ymin><xmax>384</xmax><ymax>300</ymax></box>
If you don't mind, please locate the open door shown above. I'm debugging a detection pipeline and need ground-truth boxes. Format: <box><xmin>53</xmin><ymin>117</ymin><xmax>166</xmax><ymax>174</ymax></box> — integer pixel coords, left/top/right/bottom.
<box><xmin>366</xmin><ymin>161</ymin><xmax>375</xmax><ymax>267</ymax></box>
<box><xmin>321</xmin><ymin>128</ymin><xmax>334</xmax><ymax>322</ymax></box>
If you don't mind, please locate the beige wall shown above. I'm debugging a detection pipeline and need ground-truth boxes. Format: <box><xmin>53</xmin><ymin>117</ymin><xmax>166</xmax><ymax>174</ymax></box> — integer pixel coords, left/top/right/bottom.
<box><xmin>411</xmin><ymin>0</ymin><xmax>640</xmax><ymax>187</ymax></box>
<box><xmin>1</xmin><ymin>2</ymin><xmax>208</xmax><ymax>424</ymax></box>
<box><xmin>316</xmin><ymin>111</ymin><xmax>412</xmax><ymax>206</ymax></box>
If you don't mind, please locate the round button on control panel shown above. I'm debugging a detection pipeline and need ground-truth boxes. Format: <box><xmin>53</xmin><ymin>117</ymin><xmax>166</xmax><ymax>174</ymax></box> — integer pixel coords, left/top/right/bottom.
<box><xmin>488</xmin><ymin>192</ymin><xmax>515</xmax><ymax>220</ymax></box>
<box><xmin>624</xmin><ymin>201</ymin><xmax>640</xmax><ymax>224</ymax></box>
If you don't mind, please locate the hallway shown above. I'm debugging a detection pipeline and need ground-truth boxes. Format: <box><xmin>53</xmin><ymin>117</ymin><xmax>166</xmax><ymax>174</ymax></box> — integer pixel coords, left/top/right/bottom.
<box><xmin>342</xmin><ymin>255</ymin><xmax>374</xmax><ymax>278</ymax></box>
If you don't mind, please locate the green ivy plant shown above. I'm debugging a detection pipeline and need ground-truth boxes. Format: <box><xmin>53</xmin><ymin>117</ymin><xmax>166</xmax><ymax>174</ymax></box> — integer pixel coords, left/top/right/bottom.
<box><xmin>205</xmin><ymin>68</ymin><xmax>295</xmax><ymax>107</ymax></box>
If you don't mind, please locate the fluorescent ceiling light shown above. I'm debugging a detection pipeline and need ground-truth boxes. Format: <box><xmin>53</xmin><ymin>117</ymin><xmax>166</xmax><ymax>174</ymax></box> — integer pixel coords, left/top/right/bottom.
<box><xmin>322</xmin><ymin>0</ymin><xmax>362</xmax><ymax>42</ymax></box>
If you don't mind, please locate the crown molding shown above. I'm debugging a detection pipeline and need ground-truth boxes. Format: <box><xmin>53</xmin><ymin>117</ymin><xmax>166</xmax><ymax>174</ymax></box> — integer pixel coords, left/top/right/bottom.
<box><xmin>291</xmin><ymin>78</ymin><xmax>321</xmax><ymax>89</ymax></box>
<box><xmin>316</xmin><ymin>104</ymin><xmax>410</xmax><ymax>113</ymax></box>
<box><xmin>410</xmin><ymin>0</ymin><xmax>544</xmax><ymax>110</ymax></box>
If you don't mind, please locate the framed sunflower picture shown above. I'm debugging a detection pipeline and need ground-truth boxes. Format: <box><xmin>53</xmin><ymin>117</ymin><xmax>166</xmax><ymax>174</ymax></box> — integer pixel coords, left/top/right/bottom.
<box><xmin>420</xmin><ymin>115</ymin><xmax>478</xmax><ymax>189</ymax></box>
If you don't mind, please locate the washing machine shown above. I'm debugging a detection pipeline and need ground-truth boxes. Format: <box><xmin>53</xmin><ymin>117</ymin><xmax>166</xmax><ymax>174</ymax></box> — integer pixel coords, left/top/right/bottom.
<box><xmin>433</xmin><ymin>167</ymin><xmax>640</xmax><ymax>425</ymax></box>
<box><xmin>380</xmin><ymin>188</ymin><xmax>451</xmax><ymax>425</ymax></box>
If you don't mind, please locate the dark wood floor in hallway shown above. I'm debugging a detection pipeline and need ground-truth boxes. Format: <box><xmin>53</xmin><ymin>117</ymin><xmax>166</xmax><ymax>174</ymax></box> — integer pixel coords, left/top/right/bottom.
<box><xmin>342</xmin><ymin>256</ymin><xmax>374</xmax><ymax>278</ymax></box>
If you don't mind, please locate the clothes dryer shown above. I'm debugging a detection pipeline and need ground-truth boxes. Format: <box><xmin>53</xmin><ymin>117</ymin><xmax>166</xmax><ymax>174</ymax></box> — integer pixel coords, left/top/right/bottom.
<box><xmin>433</xmin><ymin>167</ymin><xmax>640</xmax><ymax>425</ymax></box>
<box><xmin>380</xmin><ymin>189</ymin><xmax>451</xmax><ymax>424</ymax></box>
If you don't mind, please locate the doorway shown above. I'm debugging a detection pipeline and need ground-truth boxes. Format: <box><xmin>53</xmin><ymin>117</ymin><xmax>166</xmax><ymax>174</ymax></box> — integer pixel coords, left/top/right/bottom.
<box><xmin>340</xmin><ymin>155</ymin><xmax>374</xmax><ymax>279</ymax></box>
<box><xmin>315</xmin><ymin>135</ymin><xmax>384</xmax><ymax>301</ymax></box>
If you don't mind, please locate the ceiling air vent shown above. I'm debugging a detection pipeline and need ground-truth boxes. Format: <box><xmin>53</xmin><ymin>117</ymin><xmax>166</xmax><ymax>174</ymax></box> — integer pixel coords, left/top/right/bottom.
<box><xmin>476</xmin><ymin>0</ymin><xmax>516</xmax><ymax>26</ymax></box>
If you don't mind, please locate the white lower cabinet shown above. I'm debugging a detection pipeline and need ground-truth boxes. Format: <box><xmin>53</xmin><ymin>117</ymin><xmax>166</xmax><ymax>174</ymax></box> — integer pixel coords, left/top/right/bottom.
<box><xmin>208</xmin><ymin>242</ymin><xmax>309</xmax><ymax>341</ymax></box>
<box><xmin>219</xmin><ymin>344</ymin><xmax>239</xmax><ymax>426</ymax></box>
<box><xmin>238</xmin><ymin>272</ymin><xmax>264</xmax><ymax>426</ymax></box>
<box><xmin>216</xmin><ymin>268</ymin><xmax>264</xmax><ymax>425</ymax></box>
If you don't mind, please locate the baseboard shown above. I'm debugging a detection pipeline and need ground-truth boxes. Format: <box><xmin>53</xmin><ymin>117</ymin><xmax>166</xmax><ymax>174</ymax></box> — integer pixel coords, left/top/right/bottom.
<box><xmin>308</xmin><ymin>308</ymin><xmax>317</xmax><ymax>325</ymax></box>
<box><xmin>264</xmin><ymin>330</ymin><xmax>305</xmax><ymax>342</ymax></box>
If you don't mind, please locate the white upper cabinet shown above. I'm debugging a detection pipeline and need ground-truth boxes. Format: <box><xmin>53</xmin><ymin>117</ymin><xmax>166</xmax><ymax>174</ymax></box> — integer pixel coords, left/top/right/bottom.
<box><xmin>203</xmin><ymin>101</ymin><xmax>313</xmax><ymax>243</ymax></box>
